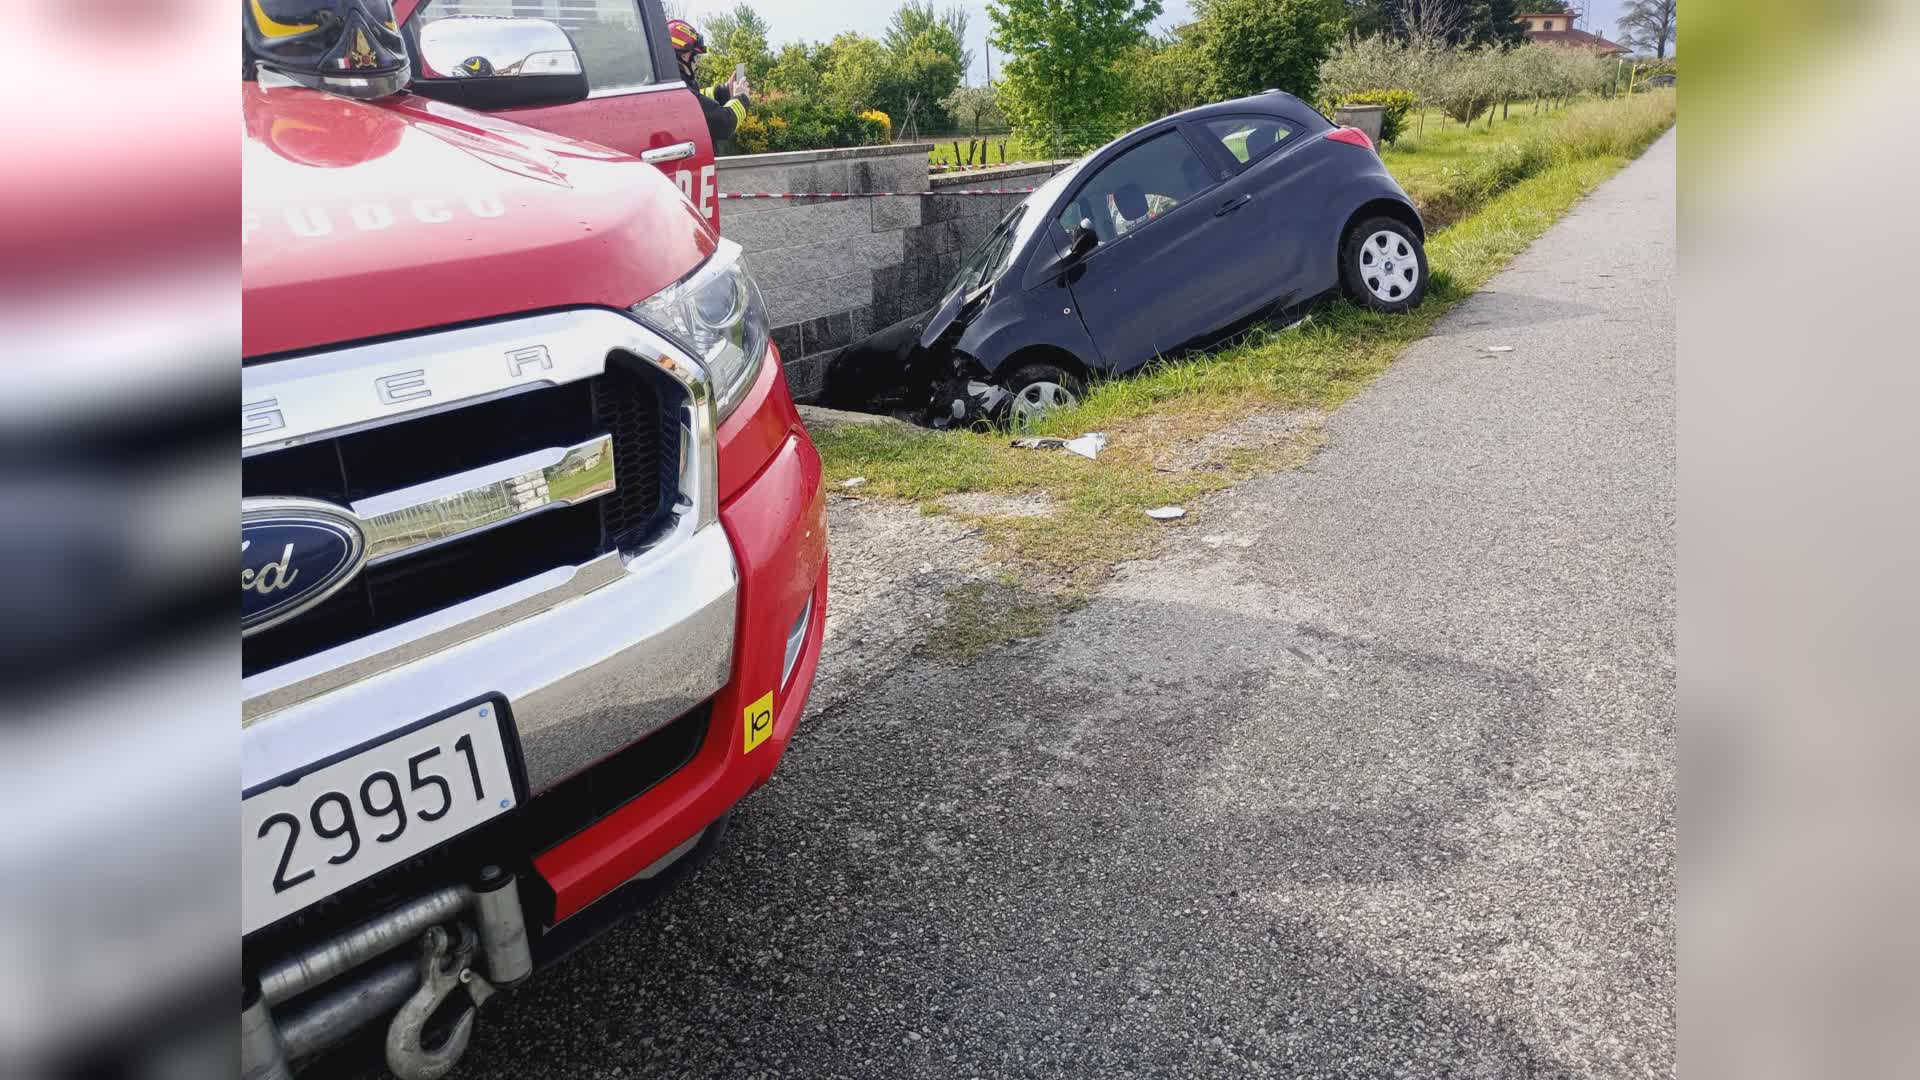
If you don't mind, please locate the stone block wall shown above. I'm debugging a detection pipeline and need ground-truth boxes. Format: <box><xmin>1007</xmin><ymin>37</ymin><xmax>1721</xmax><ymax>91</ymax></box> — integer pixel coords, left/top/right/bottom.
<box><xmin>717</xmin><ymin>145</ymin><xmax>1070</xmax><ymax>401</ymax></box>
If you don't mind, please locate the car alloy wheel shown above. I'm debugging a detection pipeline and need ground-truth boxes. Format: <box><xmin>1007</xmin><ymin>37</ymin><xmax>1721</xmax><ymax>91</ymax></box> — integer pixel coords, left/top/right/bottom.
<box><xmin>1357</xmin><ymin>229</ymin><xmax>1420</xmax><ymax>303</ymax></box>
<box><xmin>1008</xmin><ymin>380</ymin><xmax>1078</xmax><ymax>431</ymax></box>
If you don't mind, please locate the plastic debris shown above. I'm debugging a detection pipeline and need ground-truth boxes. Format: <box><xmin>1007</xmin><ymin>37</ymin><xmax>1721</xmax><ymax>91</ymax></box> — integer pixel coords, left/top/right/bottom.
<box><xmin>1011</xmin><ymin>433</ymin><xmax>1107</xmax><ymax>460</ymax></box>
<box><xmin>840</xmin><ymin>477</ymin><xmax>867</xmax><ymax>489</ymax></box>
<box><xmin>1146</xmin><ymin>506</ymin><xmax>1187</xmax><ymax>521</ymax></box>
<box><xmin>1485</xmin><ymin>345</ymin><xmax>1515</xmax><ymax>353</ymax></box>
<box><xmin>1064</xmin><ymin>433</ymin><xmax>1108</xmax><ymax>459</ymax></box>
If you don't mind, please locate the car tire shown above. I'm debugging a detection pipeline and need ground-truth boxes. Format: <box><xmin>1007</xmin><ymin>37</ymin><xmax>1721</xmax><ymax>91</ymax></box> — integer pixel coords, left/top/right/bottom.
<box><xmin>1340</xmin><ymin>217</ymin><xmax>1428</xmax><ymax>314</ymax></box>
<box><xmin>1000</xmin><ymin>362</ymin><xmax>1086</xmax><ymax>432</ymax></box>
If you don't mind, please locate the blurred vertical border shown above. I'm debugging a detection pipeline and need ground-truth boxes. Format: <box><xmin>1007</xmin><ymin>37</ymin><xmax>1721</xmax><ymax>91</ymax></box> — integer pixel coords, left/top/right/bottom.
<box><xmin>1684</xmin><ymin>3</ymin><xmax>1920</xmax><ymax>1080</ymax></box>
<box><xmin>0</xmin><ymin>1</ymin><xmax>235</xmax><ymax>1076</ymax></box>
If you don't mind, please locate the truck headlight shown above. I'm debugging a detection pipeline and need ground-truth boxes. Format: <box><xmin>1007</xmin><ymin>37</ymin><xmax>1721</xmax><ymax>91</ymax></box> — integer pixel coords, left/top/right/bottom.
<box><xmin>633</xmin><ymin>238</ymin><xmax>769</xmax><ymax>421</ymax></box>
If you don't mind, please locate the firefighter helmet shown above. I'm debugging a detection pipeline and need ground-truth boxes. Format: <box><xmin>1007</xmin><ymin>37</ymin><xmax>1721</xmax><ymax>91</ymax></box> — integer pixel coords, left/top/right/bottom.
<box><xmin>243</xmin><ymin>0</ymin><xmax>411</xmax><ymax>101</ymax></box>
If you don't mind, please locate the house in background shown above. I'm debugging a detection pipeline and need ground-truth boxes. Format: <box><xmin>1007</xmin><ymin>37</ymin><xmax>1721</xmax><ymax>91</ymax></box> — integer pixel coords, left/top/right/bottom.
<box><xmin>1515</xmin><ymin>11</ymin><xmax>1629</xmax><ymax>55</ymax></box>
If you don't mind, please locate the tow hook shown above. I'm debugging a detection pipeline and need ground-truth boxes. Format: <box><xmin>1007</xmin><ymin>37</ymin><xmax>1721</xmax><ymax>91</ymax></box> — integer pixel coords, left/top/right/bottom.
<box><xmin>385</xmin><ymin>925</ymin><xmax>496</xmax><ymax>1080</ymax></box>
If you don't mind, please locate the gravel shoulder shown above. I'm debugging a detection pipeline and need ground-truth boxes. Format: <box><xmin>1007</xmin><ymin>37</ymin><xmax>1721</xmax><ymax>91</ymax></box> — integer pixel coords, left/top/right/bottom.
<box><xmin>448</xmin><ymin>132</ymin><xmax>1676</xmax><ymax>1079</ymax></box>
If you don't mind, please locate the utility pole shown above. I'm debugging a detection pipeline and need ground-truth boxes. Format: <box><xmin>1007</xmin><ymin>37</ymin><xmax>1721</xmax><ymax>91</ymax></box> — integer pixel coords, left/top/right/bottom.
<box><xmin>985</xmin><ymin>37</ymin><xmax>992</xmax><ymax>86</ymax></box>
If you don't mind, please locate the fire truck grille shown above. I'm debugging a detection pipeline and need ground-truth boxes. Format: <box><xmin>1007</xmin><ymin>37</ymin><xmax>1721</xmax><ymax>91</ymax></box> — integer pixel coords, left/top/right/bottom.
<box><xmin>242</xmin><ymin>362</ymin><xmax>683</xmax><ymax>678</ymax></box>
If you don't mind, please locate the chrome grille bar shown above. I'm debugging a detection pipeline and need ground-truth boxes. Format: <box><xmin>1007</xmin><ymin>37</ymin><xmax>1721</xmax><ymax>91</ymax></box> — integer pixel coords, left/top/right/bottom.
<box><xmin>352</xmin><ymin>435</ymin><xmax>614</xmax><ymax>565</ymax></box>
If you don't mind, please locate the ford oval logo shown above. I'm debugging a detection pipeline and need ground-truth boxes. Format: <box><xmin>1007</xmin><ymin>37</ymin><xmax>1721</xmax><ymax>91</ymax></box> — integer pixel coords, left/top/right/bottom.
<box><xmin>241</xmin><ymin>500</ymin><xmax>368</xmax><ymax>637</ymax></box>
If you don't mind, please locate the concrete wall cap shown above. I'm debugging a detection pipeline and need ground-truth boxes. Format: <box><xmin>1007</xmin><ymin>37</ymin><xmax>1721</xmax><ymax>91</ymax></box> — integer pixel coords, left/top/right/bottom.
<box><xmin>717</xmin><ymin>143</ymin><xmax>936</xmax><ymax>170</ymax></box>
<box><xmin>929</xmin><ymin>159</ymin><xmax>1076</xmax><ymax>189</ymax></box>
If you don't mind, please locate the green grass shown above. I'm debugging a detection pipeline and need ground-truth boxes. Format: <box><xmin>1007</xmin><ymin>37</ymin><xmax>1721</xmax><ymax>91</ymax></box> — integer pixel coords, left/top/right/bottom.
<box><xmin>546</xmin><ymin>454</ymin><xmax>615</xmax><ymax>504</ymax></box>
<box><xmin>1381</xmin><ymin>92</ymin><xmax>1675</xmax><ymax>227</ymax></box>
<box><xmin>818</xmin><ymin>91</ymin><xmax>1674</xmax><ymax>593</ymax></box>
<box><xmin>925</xmin><ymin>135</ymin><xmax>1054</xmax><ymax>169</ymax></box>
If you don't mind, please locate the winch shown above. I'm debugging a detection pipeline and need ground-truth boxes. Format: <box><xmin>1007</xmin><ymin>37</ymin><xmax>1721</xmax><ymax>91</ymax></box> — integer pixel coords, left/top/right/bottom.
<box><xmin>241</xmin><ymin>866</ymin><xmax>531</xmax><ymax>1080</ymax></box>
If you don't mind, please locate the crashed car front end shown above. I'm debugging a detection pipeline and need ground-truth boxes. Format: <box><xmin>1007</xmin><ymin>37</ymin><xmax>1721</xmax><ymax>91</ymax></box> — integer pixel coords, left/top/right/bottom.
<box><xmin>821</xmin><ymin>162</ymin><xmax>1094</xmax><ymax>429</ymax></box>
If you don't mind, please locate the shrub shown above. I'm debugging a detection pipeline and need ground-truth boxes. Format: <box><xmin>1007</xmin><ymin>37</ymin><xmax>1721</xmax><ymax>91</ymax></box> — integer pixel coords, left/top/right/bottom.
<box><xmin>1336</xmin><ymin>89</ymin><xmax>1415</xmax><ymax>145</ymax></box>
<box><xmin>860</xmin><ymin>109</ymin><xmax>893</xmax><ymax>142</ymax></box>
<box><xmin>729</xmin><ymin>96</ymin><xmax>888</xmax><ymax>154</ymax></box>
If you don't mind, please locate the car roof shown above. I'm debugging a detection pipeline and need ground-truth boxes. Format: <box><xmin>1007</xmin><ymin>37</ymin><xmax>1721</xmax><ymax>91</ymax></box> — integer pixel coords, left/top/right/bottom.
<box><xmin>1064</xmin><ymin>92</ymin><xmax>1330</xmax><ymax>178</ymax></box>
<box><xmin>1156</xmin><ymin>91</ymin><xmax>1332</xmax><ymax>132</ymax></box>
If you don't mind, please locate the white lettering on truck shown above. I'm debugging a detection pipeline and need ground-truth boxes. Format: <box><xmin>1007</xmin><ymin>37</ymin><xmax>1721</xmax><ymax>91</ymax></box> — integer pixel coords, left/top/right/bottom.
<box><xmin>350</xmin><ymin>203</ymin><xmax>394</xmax><ymax>231</ymax></box>
<box><xmin>670</xmin><ymin>165</ymin><xmax>717</xmax><ymax>222</ymax></box>
<box><xmin>243</xmin><ymin>196</ymin><xmax>507</xmax><ymax>243</ymax></box>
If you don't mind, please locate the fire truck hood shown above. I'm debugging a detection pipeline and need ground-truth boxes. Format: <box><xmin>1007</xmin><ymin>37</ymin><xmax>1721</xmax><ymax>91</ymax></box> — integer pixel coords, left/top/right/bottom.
<box><xmin>242</xmin><ymin>81</ymin><xmax>716</xmax><ymax>358</ymax></box>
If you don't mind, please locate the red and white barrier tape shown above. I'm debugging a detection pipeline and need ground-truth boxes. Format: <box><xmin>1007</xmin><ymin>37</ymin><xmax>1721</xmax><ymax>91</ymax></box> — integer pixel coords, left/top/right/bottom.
<box><xmin>719</xmin><ymin>188</ymin><xmax>1037</xmax><ymax>200</ymax></box>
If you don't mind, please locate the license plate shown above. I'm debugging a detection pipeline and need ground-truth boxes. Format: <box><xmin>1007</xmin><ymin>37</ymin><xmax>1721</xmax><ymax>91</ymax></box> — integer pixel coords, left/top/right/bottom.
<box><xmin>243</xmin><ymin>700</ymin><xmax>519</xmax><ymax>935</ymax></box>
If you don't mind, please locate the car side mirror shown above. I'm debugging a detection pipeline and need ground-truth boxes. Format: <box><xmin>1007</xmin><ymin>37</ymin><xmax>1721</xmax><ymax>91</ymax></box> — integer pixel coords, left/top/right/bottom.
<box><xmin>1068</xmin><ymin>219</ymin><xmax>1099</xmax><ymax>260</ymax></box>
<box><xmin>408</xmin><ymin>16</ymin><xmax>589</xmax><ymax>111</ymax></box>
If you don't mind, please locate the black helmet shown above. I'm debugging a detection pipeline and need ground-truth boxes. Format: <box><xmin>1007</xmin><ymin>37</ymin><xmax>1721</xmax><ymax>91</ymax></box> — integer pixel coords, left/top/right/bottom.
<box><xmin>242</xmin><ymin>0</ymin><xmax>411</xmax><ymax>101</ymax></box>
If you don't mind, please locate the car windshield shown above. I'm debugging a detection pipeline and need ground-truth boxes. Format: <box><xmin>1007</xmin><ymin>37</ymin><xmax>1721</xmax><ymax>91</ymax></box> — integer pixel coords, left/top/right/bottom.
<box><xmin>941</xmin><ymin>157</ymin><xmax>1089</xmax><ymax>298</ymax></box>
<box><xmin>947</xmin><ymin>206</ymin><xmax>1027</xmax><ymax>297</ymax></box>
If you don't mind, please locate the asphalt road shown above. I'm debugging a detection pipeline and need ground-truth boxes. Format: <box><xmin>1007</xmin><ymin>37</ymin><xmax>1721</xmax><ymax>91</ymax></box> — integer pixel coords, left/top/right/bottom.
<box><xmin>450</xmin><ymin>132</ymin><xmax>1676</xmax><ymax>1079</ymax></box>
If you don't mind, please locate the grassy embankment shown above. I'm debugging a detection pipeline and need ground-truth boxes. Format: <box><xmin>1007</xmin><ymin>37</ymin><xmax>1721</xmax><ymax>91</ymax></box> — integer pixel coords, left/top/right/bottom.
<box><xmin>828</xmin><ymin>92</ymin><xmax>1675</xmax><ymax>634</ymax></box>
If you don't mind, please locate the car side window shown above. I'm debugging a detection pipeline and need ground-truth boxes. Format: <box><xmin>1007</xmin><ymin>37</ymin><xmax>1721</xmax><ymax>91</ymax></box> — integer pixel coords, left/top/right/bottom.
<box><xmin>1200</xmin><ymin>116</ymin><xmax>1296</xmax><ymax>167</ymax></box>
<box><xmin>1054</xmin><ymin>130</ymin><xmax>1215</xmax><ymax>248</ymax></box>
<box><xmin>415</xmin><ymin>0</ymin><xmax>655</xmax><ymax>93</ymax></box>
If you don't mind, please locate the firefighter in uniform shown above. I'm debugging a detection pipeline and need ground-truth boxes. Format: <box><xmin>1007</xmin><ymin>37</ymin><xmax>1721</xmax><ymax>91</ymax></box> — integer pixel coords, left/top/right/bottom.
<box><xmin>667</xmin><ymin>19</ymin><xmax>750</xmax><ymax>143</ymax></box>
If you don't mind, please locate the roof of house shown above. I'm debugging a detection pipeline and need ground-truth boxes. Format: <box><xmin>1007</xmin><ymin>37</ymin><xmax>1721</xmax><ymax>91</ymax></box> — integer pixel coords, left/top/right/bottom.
<box><xmin>1523</xmin><ymin>27</ymin><xmax>1628</xmax><ymax>54</ymax></box>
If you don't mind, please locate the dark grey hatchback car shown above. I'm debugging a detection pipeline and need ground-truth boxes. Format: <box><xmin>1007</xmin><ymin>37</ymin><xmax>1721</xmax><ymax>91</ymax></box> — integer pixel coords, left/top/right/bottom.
<box><xmin>823</xmin><ymin>91</ymin><xmax>1429</xmax><ymax>427</ymax></box>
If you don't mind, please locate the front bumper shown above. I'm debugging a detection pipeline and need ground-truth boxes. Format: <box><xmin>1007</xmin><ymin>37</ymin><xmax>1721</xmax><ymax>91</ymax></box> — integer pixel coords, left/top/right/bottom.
<box><xmin>241</xmin><ymin>524</ymin><xmax>738</xmax><ymax>802</ymax></box>
<box><xmin>242</xmin><ymin>342</ymin><xmax>828</xmax><ymax>939</ymax></box>
<box><xmin>534</xmin><ymin>356</ymin><xmax>829</xmax><ymax>922</ymax></box>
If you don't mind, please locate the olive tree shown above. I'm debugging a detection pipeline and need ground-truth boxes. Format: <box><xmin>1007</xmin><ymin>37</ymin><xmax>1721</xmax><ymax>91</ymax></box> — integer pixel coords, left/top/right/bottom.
<box><xmin>939</xmin><ymin>84</ymin><xmax>1007</xmax><ymax>135</ymax></box>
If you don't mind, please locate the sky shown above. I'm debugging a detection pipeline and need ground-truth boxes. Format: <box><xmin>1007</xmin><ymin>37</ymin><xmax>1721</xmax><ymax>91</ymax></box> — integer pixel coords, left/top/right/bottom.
<box><xmin>700</xmin><ymin>1</ymin><xmax>1631</xmax><ymax>88</ymax></box>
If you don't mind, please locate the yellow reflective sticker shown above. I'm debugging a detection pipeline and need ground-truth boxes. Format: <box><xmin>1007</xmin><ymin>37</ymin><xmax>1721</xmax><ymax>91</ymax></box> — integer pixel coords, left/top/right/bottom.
<box><xmin>250</xmin><ymin>0</ymin><xmax>318</xmax><ymax>38</ymax></box>
<box><xmin>743</xmin><ymin>691</ymin><xmax>775</xmax><ymax>754</ymax></box>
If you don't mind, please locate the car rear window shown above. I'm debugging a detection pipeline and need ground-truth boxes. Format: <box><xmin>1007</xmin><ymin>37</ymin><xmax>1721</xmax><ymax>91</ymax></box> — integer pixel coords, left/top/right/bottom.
<box><xmin>1201</xmin><ymin>116</ymin><xmax>1296</xmax><ymax>167</ymax></box>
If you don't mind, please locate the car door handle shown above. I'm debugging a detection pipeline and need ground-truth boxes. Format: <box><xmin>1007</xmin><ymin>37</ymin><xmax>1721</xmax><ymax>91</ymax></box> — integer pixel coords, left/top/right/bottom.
<box><xmin>1214</xmin><ymin>194</ymin><xmax>1253</xmax><ymax>217</ymax></box>
<box><xmin>641</xmin><ymin>141</ymin><xmax>698</xmax><ymax>165</ymax></box>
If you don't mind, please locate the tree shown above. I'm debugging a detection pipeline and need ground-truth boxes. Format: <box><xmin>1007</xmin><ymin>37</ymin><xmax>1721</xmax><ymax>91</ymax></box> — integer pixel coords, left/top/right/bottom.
<box><xmin>988</xmin><ymin>0</ymin><xmax>1163</xmax><ymax>153</ymax></box>
<box><xmin>1398</xmin><ymin>0</ymin><xmax>1465</xmax><ymax>49</ymax></box>
<box><xmin>1526</xmin><ymin>0</ymin><xmax>1570</xmax><ymax>13</ymax></box>
<box><xmin>1617</xmin><ymin>0</ymin><xmax>1676</xmax><ymax>59</ymax></box>
<box><xmin>1319</xmin><ymin>33</ymin><xmax>1417</xmax><ymax>101</ymax></box>
<box><xmin>819</xmin><ymin>32</ymin><xmax>889</xmax><ymax>113</ymax></box>
<box><xmin>876</xmin><ymin>4</ymin><xmax>969</xmax><ymax>131</ymax></box>
<box><xmin>1339</xmin><ymin>0</ymin><xmax>1403</xmax><ymax>44</ymax></box>
<box><xmin>1198</xmin><ymin>0</ymin><xmax>1341</xmax><ymax>102</ymax></box>
<box><xmin>885</xmin><ymin>2</ymin><xmax>975</xmax><ymax>77</ymax></box>
<box><xmin>1433</xmin><ymin>45</ymin><xmax>1500</xmax><ymax>123</ymax></box>
<box><xmin>878</xmin><ymin>35</ymin><xmax>964</xmax><ymax>134</ymax></box>
<box><xmin>940</xmin><ymin>84</ymin><xmax>1008</xmax><ymax>135</ymax></box>
<box><xmin>764</xmin><ymin>42</ymin><xmax>824</xmax><ymax>99</ymax></box>
<box><xmin>696</xmin><ymin>3</ymin><xmax>774</xmax><ymax>87</ymax></box>
<box><xmin>1457</xmin><ymin>0</ymin><xmax>1527</xmax><ymax>48</ymax></box>
<box><xmin>1115</xmin><ymin>30</ymin><xmax>1209</xmax><ymax>124</ymax></box>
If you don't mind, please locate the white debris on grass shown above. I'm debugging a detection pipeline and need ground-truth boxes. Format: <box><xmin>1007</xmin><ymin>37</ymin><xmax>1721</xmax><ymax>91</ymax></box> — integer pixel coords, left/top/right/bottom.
<box><xmin>1010</xmin><ymin>432</ymin><xmax>1108</xmax><ymax>460</ymax></box>
<box><xmin>840</xmin><ymin>477</ymin><xmax>868</xmax><ymax>489</ymax></box>
<box><xmin>1146</xmin><ymin>506</ymin><xmax>1187</xmax><ymax>521</ymax></box>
